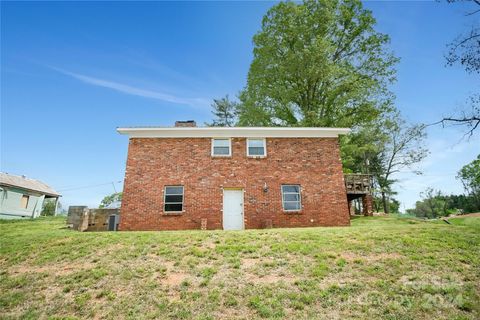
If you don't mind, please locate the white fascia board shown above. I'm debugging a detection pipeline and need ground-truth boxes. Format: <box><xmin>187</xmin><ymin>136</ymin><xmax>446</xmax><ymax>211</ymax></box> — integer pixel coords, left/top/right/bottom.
<box><xmin>116</xmin><ymin>127</ymin><xmax>351</xmax><ymax>138</ymax></box>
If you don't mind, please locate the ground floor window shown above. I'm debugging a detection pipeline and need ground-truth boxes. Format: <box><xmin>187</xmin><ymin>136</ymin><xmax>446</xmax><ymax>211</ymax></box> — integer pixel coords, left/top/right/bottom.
<box><xmin>20</xmin><ymin>195</ymin><xmax>29</xmax><ymax>209</ymax></box>
<box><xmin>164</xmin><ymin>186</ymin><xmax>184</xmax><ymax>212</ymax></box>
<box><xmin>281</xmin><ymin>185</ymin><xmax>301</xmax><ymax>211</ymax></box>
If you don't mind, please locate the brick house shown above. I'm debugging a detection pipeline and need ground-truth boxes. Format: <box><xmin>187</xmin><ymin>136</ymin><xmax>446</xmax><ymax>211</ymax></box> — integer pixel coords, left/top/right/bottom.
<box><xmin>117</xmin><ymin>121</ymin><xmax>351</xmax><ymax>231</ymax></box>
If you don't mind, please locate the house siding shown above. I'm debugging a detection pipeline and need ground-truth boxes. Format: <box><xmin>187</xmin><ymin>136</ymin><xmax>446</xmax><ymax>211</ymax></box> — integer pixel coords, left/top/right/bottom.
<box><xmin>120</xmin><ymin>137</ymin><xmax>350</xmax><ymax>231</ymax></box>
<box><xmin>0</xmin><ymin>187</ymin><xmax>45</xmax><ymax>219</ymax></box>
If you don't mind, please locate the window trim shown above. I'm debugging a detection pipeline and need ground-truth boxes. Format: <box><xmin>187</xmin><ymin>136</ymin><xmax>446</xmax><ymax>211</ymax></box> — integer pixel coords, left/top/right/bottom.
<box><xmin>211</xmin><ymin>138</ymin><xmax>232</xmax><ymax>157</ymax></box>
<box><xmin>281</xmin><ymin>185</ymin><xmax>302</xmax><ymax>212</ymax></box>
<box><xmin>163</xmin><ymin>185</ymin><xmax>184</xmax><ymax>213</ymax></box>
<box><xmin>246</xmin><ymin>138</ymin><xmax>267</xmax><ymax>157</ymax></box>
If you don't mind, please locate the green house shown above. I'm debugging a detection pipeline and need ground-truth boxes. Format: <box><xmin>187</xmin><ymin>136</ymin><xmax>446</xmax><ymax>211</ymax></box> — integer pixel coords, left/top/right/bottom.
<box><xmin>0</xmin><ymin>172</ymin><xmax>61</xmax><ymax>219</ymax></box>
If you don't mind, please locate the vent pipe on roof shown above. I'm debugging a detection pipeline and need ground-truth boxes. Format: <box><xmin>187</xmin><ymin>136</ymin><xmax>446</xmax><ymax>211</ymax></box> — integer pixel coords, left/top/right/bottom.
<box><xmin>175</xmin><ymin>120</ymin><xmax>196</xmax><ymax>127</ymax></box>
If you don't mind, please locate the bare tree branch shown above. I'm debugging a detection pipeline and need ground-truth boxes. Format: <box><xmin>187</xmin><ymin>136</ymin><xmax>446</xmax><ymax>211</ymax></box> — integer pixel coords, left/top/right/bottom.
<box><xmin>432</xmin><ymin>117</ymin><xmax>480</xmax><ymax>138</ymax></box>
<box><xmin>432</xmin><ymin>94</ymin><xmax>480</xmax><ymax>137</ymax></box>
<box><xmin>441</xmin><ymin>1</ymin><xmax>480</xmax><ymax>135</ymax></box>
<box><xmin>465</xmin><ymin>8</ymin><xmax>480</xmax><ymax>16</ymax></box>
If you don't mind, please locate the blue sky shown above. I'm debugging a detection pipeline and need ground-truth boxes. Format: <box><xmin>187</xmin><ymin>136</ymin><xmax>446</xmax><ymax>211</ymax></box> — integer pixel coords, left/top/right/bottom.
<box><xmin>1</xmin><ymin>1</ymin><xmax>479</xmax><ymax>210</ymax></box>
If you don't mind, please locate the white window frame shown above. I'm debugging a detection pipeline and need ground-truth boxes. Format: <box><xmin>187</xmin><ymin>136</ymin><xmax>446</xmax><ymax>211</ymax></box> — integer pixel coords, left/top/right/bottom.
<box><xmin>164</xmin><ymin>186</ymin><xmax>184</xmax><ymax>213</ymax></box>
<box><xmin>246</xmin><ymin>138</ymin><xmax>267</xmax><ymax>157</ymax></box>
<box><xmin>211</xmin><ymin>138</ymin><xmax>232</xmax><ymax>157</ymax></box>
<box><xmin>281</xmin><ymin>185</ymin><xmax>302</xmax><ymax>212</ymax></box>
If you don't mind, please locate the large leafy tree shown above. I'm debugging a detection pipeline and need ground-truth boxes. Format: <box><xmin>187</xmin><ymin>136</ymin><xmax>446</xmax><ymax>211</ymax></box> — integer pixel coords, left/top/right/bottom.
<box><xmin>208</xmin><ymin>0</ymin><xmax>429</xmax><ymax>213</ymax></box>
<box><xmin>237</xmin><ymin>0</ymin><xmax>398</xmax><ymax>127</ymax></box>
<box><xmin>457</xmin><ymin>154</ymin><xmax>480</xmax><ymax>208</ymax></box>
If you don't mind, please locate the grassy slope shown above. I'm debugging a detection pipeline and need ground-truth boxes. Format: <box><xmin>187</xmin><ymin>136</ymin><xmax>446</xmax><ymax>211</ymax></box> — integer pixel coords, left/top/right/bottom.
<box><xmin>0</xmin><ymin>216</ymin><xmax>479</xmax><ymax>320</ymax></box>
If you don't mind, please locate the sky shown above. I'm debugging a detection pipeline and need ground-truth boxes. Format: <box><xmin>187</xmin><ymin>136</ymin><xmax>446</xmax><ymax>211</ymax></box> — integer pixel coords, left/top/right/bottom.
<box><xmin>1</xmin><ymin>1</ymin><xmax>479</xmax><ymax>211</ymax></box>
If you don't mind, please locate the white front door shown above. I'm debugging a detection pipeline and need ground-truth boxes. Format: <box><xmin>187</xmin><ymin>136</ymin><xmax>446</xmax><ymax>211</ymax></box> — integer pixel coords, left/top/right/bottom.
<box><xmin>223</xmin><ymin>189</ymin><xmax>244</xmax><ymax>230</ymax></box>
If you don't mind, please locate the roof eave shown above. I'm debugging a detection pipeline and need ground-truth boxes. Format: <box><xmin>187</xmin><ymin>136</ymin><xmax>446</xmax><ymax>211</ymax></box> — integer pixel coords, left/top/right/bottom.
<box><xmin>116</xmin><ymin>127</ymin><xmax>351</xmax><ymax>138</ymax></box>
<box><xmin>0</xmin><ymin>183</ymin><xmax>61</xmax><ymax>197</ymax></box>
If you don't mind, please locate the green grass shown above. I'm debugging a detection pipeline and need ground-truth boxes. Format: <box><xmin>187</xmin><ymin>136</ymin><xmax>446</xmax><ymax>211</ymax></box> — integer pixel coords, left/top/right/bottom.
<box><xmin>0</xmin><ymin>215</ymin><xmax>479</xmax><ymax>319</ymax></box>
<box><xmin>447</xmin><ymin>216</ymin><xmax>480</xmax><ymax>228</ymax></box>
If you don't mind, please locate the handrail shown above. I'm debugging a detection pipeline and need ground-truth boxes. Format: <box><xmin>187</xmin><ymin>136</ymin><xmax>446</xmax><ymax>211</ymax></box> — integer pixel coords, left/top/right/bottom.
<box><xmin>344</xmin><ymin>174</ymin><xmax>372</xmax><ymax>194</ymax></box>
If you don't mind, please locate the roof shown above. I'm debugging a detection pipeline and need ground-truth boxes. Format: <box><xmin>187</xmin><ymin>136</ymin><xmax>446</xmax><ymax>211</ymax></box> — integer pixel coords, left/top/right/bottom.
<box><xmin>0</xmin><ymin>172</ymin><xmax>61</xmax><ymax>197</ymax></box>
<box><xmin>116</xmin><ymin>126</ymin><xmax>351</xmax><ymax>138</ymax></box>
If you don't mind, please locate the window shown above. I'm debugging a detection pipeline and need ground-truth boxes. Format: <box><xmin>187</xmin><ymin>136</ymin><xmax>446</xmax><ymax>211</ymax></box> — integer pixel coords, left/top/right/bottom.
<box><xmin>247</xmin><ymin>138</ymin><xmax>266</xmax><ymax>157</ymax></box>
<box><xmin>212</xmin><ymin>138</ymin><xmax>231</xmax><ymax>156</ymax></box>
<box><xmin>281</xmin><ymin>185</ymin><xmax>301</xmax><ymax>211</ymax></box>
<box><xmin>164</xmin><ymin>186</ymin><xmax>184</xmax><ymax>212</ymax></box>
<box><xmin>20</xmin><ymin>195</ymin><xmax>29</xmax><ymax>209</ymax></box>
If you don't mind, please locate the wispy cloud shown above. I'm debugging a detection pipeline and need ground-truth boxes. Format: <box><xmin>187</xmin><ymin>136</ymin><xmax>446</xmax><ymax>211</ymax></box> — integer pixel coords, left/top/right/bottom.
<box><xmin>392</xmin><ymin>131</ymin><xmax>479</xmax><ymax>210</ymax></box>
<box><xmin>51</xmin><ymin>67</ymin><xmax>209</xmax><ymax>107</ymax></box>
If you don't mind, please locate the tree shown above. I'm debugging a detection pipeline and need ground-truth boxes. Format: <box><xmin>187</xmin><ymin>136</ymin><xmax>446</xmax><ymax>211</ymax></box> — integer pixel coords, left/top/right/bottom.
<box><xmin>446</xmin><ymin>1</ymin><xmax>480</xmax><ymax>74</ymax></box>
<box><xmin>41</xmin><ymin>199</ymin><xmax>57</xmax><ymax>216</ymax></box>
<box><xmin>438</xmin><ymin>94</ymin><xmax>480</xmax><ymax>137</ymax></box>
<box><xmin>207</xmin><ymin>95</ymin><xmax>238</xmax><ymax>127</ymax></box>
<box><xmin>409</xmin><ymin>191</ymin><xmax>479</xmax><ymax>217</ymax></box>
<box><xmin>456</xmin><ymin>154</ymin><xmax>480</xmax><ymax>208</ymax></box>
<box><xmin>389</xmin><ymin>198</ymin><xmax>401</xmax><ymax>213</ymax></box>
<box><xmin>439</xmin><ymin>1</ymin><xmax>479</xmax><ymax>135</ymax></box>
<box><xmin>412</xmin><ymin>188</ymin><xmax>450</xmax><ymax>219</ymax></box>
<box><xmin>368</xmin><ymin>114</ymin><xmax>428</xmax><ymax>213</ymax></box>
<box><xmin>448</xmin><ymin>193</ymin><xmax>479</xmax><ymax>214</ymax></box>
<box><xmin>237</xmin><ymin>0</ymin><xmax>398</xmax><ymax>128</ymax></box>
<box><xmin>372</xmin><ymin>195</ymin><xmax>400</xmax><ymax>213</ymax></box>
<box><xmin>340</xmin><ymin>117</ymin><xmax>389</xmax><ymax>174</ymax></box>
<box><xmin>99</xmin><ymin>192</ymin><xmax>122</xmax><ymax>209</ymax></box>
<box><xmin>409</xmin><ymin>156</ymin><xmax>480</xmax><ymax>216</ymax></box>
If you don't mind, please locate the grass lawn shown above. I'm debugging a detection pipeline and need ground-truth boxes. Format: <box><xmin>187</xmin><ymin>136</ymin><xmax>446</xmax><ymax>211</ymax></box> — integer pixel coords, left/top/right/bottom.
<box><xmin>0</xmin><ymin>215</ymin><xmax>479</xmax><ymax>320</ymax></box>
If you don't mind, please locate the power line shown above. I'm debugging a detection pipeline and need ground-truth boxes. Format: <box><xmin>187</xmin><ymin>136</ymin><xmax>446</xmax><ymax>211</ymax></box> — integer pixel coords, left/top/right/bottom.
<box><xmin>58</xmin><ymin>180</ymin><xmax>123</xmax><ymax>192</ymax></box>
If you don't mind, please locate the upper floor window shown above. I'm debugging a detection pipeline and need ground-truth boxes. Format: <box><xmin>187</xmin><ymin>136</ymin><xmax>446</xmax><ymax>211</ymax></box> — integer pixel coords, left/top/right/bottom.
<box><xmin>164</xmin><ymin>186</ymin><xmax>184</xmax><ymax>212</ymax></box>
<box><xmin>211</xmin><ymin>138</ymin><xmax>231</xmax><ymax>157</ymax></box>
<box><xmin>281</xmin><ymin>185</ymin><xmax>301</xmax><ymax>211</ymax></box>
<box><xmin>247</xmin><ymin>138</ymin><xmax>266</xmax><ymax>157</ymax></box>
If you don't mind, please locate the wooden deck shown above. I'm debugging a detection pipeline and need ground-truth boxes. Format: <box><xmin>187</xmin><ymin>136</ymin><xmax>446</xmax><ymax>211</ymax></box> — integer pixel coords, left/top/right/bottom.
<box><xmin>345</xmin><ymin>174</ymin><xmax>372</xmax><ymax>195</ymax></box>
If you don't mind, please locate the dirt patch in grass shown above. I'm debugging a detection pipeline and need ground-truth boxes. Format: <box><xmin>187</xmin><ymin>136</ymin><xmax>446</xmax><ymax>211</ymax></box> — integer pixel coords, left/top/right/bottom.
<box><xmin>340</xmin><ymin>252</ymin><xmax>403</xmax><ymax>262</ymax></box>
<box><xmin>241</xmin><ymin>258</ymin><xmax>258</xmax><ymax>269</ymax></box>
<box><xmin>13</xmin><ymin>261</ymin><xmax>96</xmax><ymax>276</ymax></box>
<box><xmin>161</xmin><ymin>272</ymin><xmax>189</xmax><ymax>287</ymax></box>
<box><xmin>202</xmin><ymin>241</ymin><xmax>217</xmax><ymax>250</ymax></box>
<box><xmin>1</xmin><ymin>216</ymin><xmax>479</xmax><ymax>320</ymax></box>
<box><xmin>245</xmin><ymin>272</ymin><xmax>295</xmax><ymax>284</ymax></box>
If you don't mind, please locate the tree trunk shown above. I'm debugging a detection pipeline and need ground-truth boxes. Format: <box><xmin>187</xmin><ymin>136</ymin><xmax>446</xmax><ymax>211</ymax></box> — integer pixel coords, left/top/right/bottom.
<box><xmin>474</xmin><ymin>193</ymin><xmax>480</xmax><ymax>211</ymax></box>
<box><xmin>381</xmin><ymin>191</ymin><xmax>389</xmax><ymax>214</ymax></box>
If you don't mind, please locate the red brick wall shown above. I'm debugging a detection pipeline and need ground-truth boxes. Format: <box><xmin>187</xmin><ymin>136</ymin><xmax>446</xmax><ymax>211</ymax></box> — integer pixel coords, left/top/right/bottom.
<box><xmin>120</xmin><ymin>137</ymin><xmax>350</xmax><ymax>231</ymax></box>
